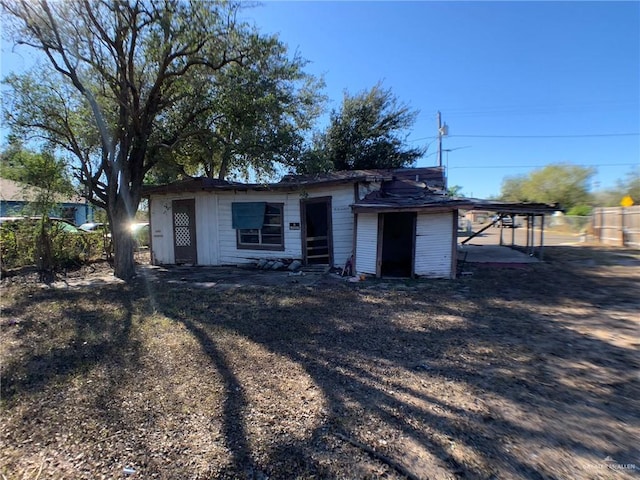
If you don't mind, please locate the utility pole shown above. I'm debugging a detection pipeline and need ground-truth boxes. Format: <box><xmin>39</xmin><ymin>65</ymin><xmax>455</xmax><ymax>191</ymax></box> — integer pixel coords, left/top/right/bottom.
<box><xmin>437</xmin><ymin>111</ymin><xmax>442</xmax><ymax>168</ymax></box>
<box><xmin>437</xmin><ymin>111</ymin><xmax>448</xmax><ymax>168</ymax></box>
<box><xmin>437</xmin><ymin>111</ymin><xmax>448</xmax><ymax>190</ymax></box>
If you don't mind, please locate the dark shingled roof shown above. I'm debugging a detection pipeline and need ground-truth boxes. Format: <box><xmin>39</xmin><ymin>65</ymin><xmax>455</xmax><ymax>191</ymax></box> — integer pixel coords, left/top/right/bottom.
<box><xmin>142</xmin><ymin>167</ymin><xmax>446</xmax><ymax>195</ymax></box>
<box><xmin>141</xmin><ymin>168</ymin><xmax>558</xmax><ymax>215</ymax></box>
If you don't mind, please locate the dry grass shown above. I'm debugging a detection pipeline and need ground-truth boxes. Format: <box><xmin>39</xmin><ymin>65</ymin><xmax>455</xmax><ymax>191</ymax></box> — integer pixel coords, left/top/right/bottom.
<box><xmin>1</xmin><ymin>246</ymin><xmax>639</xmax><ymax>479</ymax></box>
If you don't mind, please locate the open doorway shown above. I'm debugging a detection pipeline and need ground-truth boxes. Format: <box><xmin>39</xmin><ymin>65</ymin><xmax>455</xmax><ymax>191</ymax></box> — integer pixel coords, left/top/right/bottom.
<box><xmin>380</xmin><ymin>212</ymin><xmax>415</xmax><ymax>277</ymax></box>
<box><xmin>301</xmin><ymin>197</ymin><xmax>333</xmax><ymax>265</ymax></box>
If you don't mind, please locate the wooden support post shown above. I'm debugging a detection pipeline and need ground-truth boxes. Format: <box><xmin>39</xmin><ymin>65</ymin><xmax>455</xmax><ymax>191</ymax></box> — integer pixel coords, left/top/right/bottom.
<box><xmin>620</xmin><ymin>208</ymin><xmax>626</xmax><ymax>247</ymax></box>
<box><xmin>511</xmin><ymin>214</ymin><xmax>515</xmax><ymax>246</ymax></box>
<box><xmin>525</xmin><ymin>214</ymin><xmax>530</xmax><ymax>252</ymax></box>
<box><xmin>499</xmin><ymin>218</ymin><xmax>504</xmax><ymax>246</ymax></box>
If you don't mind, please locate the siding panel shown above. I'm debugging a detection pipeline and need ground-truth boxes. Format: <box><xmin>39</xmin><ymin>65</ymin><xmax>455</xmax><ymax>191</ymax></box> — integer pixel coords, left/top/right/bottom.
<box><xmin>195</xmin><ymin>194</ymin><xmax>218</xmax><ymax>265</ymax></box>
<box><xmin>149</xmin><ymin>195</ymin><xmax>174</xmax><ymax>264</ymax></box>
<box><xmin>415</xmin><ymin>212</ymin><xmax>453</xmax><ymax>278</ymax></box>
<box><xmin>355</xmin><ymin>213</ymin><xmax>378</xmax><ymax>275</ymax></box>
<box><xmin>217</xmin><ymin>191</ymin><xmax>302</xmax><ymax>265</ymax></box>
<box><xmin>150</xmin><ymin>183</ymin><xmax>357</xmax><ymax>267</ymax></box>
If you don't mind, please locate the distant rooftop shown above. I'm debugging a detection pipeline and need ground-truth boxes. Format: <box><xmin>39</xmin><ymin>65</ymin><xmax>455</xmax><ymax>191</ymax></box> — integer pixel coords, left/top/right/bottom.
<box><xmin>0</xmin><ymin>177</ymin><xmax>86</xmax><ymax>204</ymax></box>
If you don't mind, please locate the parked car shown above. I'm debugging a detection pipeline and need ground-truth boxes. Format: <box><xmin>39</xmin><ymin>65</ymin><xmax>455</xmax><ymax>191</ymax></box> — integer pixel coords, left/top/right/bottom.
<box><xmin>492</xmin><ymin>214</ymin><xmax>515</xmax><ymax>228</ymax></box>
<box><xmin>0</xmin><ymin>216</ymin><xmax>84</xmax><ymax>234</ymax></box>
<box><xmin>79</xmin><ymin>222</ymin><xmax>106</xmax><ymax>232</ymax></box>
<box><xmin>79</xmin><ymin>221</ymin><xmax>149</xmax><ymax>246</ymax></box>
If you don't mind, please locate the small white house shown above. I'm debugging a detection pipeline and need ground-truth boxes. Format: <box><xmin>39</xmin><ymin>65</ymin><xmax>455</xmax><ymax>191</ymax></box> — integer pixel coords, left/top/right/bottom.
<box><xmin>143</xmin><ymin>168</ymin><xmax>470</xmax><ymax>278</ymax></box>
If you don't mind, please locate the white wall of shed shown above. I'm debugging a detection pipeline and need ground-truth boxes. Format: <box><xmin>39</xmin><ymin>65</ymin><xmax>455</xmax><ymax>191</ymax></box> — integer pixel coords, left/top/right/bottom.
<box><xmin>355</xmin><ymin>212</ymin><xmax>378</xmax><ymax>275</ymax></box>
<box><xmin>149</xmin><ymin>193</ymin><xmax>219</xmax><ymax>265</ymax></box>
<box><xmin>217</xmin><ymin>191</ymin><xmax>302</xmax><ymax>264</ymax></box>
<box><xmin>148</xmin><ymin>183</ymin><xmax>357</xmax><ymax>267</ymax></box>
<box><xmin>415</xmin><ymin>212</ymin><xmax>454</xmax><ymax>278</ymax></box>
<box><xmin>149</xmin><ymin>194</ymin><xmax>173</xmax><ymax>264</ymax></box>
<box><xmin>196</xmin><ymin>194</ymin><xmax>219</xmax><ymax>265</ymax></box>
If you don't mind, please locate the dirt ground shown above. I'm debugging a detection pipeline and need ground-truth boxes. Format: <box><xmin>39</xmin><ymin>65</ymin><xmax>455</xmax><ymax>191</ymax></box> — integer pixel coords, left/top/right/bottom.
<box><xmin>1</xmin><ymin>246</ymin><xmax>639</xmax><ymax>479</ymax></box>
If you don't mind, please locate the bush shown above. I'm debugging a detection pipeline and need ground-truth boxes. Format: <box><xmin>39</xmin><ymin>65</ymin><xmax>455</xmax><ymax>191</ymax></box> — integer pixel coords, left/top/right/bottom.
<box><xmin>0</xmin><ymin>219</ymin><xmax>108</xmax><ymax>272</ymax></box>
<box><xmin>566</xmin><ymin>204</ymin><xmax>592</xmax><ymax>216</ymax></box>
<box><xmin>0</xmin><ymin>220</ymin><xmax>37</xmax><ymax>269</ymax></box>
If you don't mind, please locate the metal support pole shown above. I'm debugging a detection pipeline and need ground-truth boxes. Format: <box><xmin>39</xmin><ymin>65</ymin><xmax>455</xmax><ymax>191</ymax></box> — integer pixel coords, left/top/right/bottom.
<box><xmin>539</xmin><ymin>214</ymin><xmax>545</xmax><ymax>261</ymax></box>
<box><xmin>530</xmin><ymin>215</ymin><xmax>536</xmax><ymax>255</ymax></box>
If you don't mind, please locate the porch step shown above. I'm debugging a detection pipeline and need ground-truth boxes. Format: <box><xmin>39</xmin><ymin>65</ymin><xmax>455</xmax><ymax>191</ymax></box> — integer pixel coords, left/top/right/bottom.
<box><xmin>301</xmin><ymin>264</ymin><xmax>331</xmax><ymax>274</ymax></box>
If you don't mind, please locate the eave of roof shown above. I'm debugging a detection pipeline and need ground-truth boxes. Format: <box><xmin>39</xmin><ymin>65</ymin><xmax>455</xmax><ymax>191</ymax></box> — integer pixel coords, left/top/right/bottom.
<box><xmin>142</xmin><ymin>170</ymin><xmax>397</xmax><ymax>196</ymax></box>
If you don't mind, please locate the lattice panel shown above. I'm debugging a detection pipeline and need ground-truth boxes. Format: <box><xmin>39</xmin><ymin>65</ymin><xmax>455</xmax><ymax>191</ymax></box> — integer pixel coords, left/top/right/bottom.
<box><xmin>175</xmin><ymin>226</ymin><xmax>191</xmax><ymax>247</ymax></box>
<box><xmin>174</xmin><ymin>212</ymin><xmax>189</xmax><ymax>227</ymax></box>
<box><xmin>174</xmin><ymin>211</ymin><xmax>191</xmax><ymax>247</ymax></box>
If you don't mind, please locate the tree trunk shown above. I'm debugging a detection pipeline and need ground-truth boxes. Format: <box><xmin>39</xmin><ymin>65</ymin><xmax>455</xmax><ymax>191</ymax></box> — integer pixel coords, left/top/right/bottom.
<box><xmin>36</xmin><ymin>218</ymin><xmax>55</xmax><ymax>283</ymax></box>
<box><xmin>109</xmin><ymin>207</ymin><xmax>136</xmax><ymax>281</ymax></box>
<box><xmin>217</xmin><ymin>145</ymin><xmax>231</xmax><ymax>180</ymax></box>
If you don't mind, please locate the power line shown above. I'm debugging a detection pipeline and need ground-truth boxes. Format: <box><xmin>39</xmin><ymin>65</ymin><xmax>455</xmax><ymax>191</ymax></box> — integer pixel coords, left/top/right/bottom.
<box><xmin>449</xmin><ymin>133</ymin><xmax>639</xmax><ymax>139</ymax></box>
<box><xmin>430</xmin><ymin>102</ymin><xmax>638</xmax><ymax>118</ymax></box>
<box><xmin>448</xmin><ymin>163</ymin><xmax>638</xmax><ymax>170</ymax></box>
<box><xmin>408</xmin><ymin>132</ymin><xmax>639</xmax><ymax>143</ymax></box>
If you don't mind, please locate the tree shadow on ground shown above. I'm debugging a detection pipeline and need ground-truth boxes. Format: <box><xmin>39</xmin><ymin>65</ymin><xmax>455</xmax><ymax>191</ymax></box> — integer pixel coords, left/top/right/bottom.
<box><xmin>150</xmin><ymin>245</ymin><xmax>639</xmax><ymax>478</ymax></box>
<box><xmin>1</xmin><ymin>285</ymin><xmax>140</xmax><ymax>404</ymax></box>
<box><xmin>2</xmin><ymin>245</ymin><xmax>637</xmax><ymax>479</ymax></box>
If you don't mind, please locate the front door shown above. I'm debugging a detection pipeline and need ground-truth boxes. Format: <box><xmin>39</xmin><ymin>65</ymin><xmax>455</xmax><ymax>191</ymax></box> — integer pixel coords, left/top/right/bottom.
<box><xmin>172</xmin><ymin>199</ymin><xmax>197</xmax><ymax>265</ymax></box>
<box><xmin>301</xmin><ymin>197</ymin><xmax>333</xmax><ymax>265</ymax></box>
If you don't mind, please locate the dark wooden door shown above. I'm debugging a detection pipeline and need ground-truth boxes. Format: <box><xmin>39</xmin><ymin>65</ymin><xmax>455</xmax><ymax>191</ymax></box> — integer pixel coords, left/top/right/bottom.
<box><xmin>172</xmin><ymin>199</ymin><xmax>197</xmax><ymax>264</ymax></box>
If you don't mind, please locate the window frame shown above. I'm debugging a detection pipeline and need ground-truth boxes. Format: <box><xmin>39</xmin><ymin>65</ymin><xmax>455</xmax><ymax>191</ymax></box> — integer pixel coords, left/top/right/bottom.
<box><xmin>236</xmin><ymin>202</ymin><xmax>285</xmax><ymax>251</ymax></box>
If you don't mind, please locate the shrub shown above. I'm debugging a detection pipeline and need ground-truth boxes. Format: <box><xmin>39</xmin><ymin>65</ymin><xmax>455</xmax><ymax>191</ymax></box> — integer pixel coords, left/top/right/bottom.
<box><xmin>566</xmin><ymin>204</ymin><xmax>592</xmax><ymax>216</ymax></box>
<box><xmin>0</xmin><ymin>219</ymin><xmax>108</xmax><ymax>272</ymax></box>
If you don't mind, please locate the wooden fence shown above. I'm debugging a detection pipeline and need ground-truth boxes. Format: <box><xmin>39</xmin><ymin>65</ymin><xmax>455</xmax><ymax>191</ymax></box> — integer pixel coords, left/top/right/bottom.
<box><xmin>592</xmin><ymin>206</ymin><xmax>640</xmax><ymax>248</ymax></box>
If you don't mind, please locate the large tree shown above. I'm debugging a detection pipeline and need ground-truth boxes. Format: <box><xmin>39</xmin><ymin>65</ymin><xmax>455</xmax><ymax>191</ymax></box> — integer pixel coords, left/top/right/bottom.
<box><xmin>593</xmin><ymin>166</ymin><xmax>640</xmax><ymax>207</ymax></box>
<box><xmin>0</xmin><ymin>139</ymin><xmax>75</xmax><ymax>214</ymax></box>
<box><xmin>500</xmin><ymin>163</ymin><xmax>595</xmax><ymax>210</ymax></box>
<box><xmin>147</xmin><ymin>35</ymin><xmax>325</xmax><ymax>183</ymax></box>
<box><xmin>295</xmin><ymin>83</ymin><xmax>424</xmax><ymax>174</ymax></box>
<box><xmin>1</xmin><ymin>0</ymin><xmax>259</xmax><ymax>280</ymax></box>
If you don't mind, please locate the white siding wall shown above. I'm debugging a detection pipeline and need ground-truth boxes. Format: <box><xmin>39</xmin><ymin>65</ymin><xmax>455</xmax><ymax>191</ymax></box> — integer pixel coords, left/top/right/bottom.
<box><xmin>355</xmin><ymin>213</ymin><xmax>378</xmax><ymax>275</ymax></box>
<box><xmin>149</xmin><ymin>183</ymin><xmax>357</xmax><ymax>266</ymax></box>
<box><xmin>195</xmin><ymin>194</ymin><xmax>218</xmax><ymax>265</ymax></box>
<box><xmin>415</xmin><ymin>212</ymin><xmax>454</xmax><ymax>278</ymax></box>
<box><xmin>149</xmin><ymin>193</ymin><xmax>219</xmax><ymax>265</ymax></box>
<box><xmin>217</xmin><ymin>191</ymin><xmax>301</xmax><ymax>265</ymax></box>
<box><xmin>149</xmin><ymin>195</ymin><xmax>174</xmax><ymax>264</ymax></box>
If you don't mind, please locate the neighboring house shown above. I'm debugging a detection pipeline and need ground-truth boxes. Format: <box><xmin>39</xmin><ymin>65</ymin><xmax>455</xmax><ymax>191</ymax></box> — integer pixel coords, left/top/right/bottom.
<box><xmin>144</xmin><ymin>167</ymin><xmax>472</xmax><ymax>279</ymax></box>
<box><xmin>0</xmin><ymin>177</ymin><xmax>93</xmax><ymax>226</ymax></box>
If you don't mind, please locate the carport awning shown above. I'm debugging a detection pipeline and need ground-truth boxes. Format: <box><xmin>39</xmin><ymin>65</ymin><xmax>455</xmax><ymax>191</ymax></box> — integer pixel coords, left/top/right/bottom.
<box><xmin>465</xmin><ymin>199</ymin><xmax>560</xmax><ymax>214</ymax></box>
<box><xmin>232</xmin><ymin>202</ymin><xmax>266</xmax><ymax>229</ymax></box>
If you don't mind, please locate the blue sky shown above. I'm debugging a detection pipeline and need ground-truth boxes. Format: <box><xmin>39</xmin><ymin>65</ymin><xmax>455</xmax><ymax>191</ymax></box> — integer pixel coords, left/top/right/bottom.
<box><xmin>242</xmin><ymin>0</ymin><xmax>640</xmax><ymax>198</ymax></box>
<box><xmin>2</xmin><ymin>1</ymin><xmax>638</xmax><ymax>199</ymax></box>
